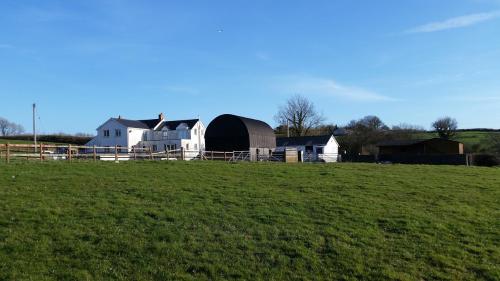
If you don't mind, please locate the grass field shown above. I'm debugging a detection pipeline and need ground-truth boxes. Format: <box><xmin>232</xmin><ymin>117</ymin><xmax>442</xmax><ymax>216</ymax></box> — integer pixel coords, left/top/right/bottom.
<box><xmin>415</xmin><ymin>131</ymin><xmax>500</xmax><ymax>152</ymax></box>
<box><xmin>0</xmin><ymin>161</ymin><xmax>499</xmax><ymax>280</ymax></box>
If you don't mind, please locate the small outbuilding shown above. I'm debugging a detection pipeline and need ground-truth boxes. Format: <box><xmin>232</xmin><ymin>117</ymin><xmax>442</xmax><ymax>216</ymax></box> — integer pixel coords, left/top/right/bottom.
<box><xmin>377</xmin><ymin>138</ymin><xmax>464</xmax><ymax>155</ymax></box>
<box><xmin>376</xmin><ymin>138</ymin><xmax>466</xmax><ymax>165</ymax></box>
<box><xmin>276</xmin><ymin>135</ymin><xmax>340</xmax><ymax>162</ymax></box>
<box><xmin>205</xmin><ymin>114</ymin><xmax>276</xmax><ymax>160</ymax></box>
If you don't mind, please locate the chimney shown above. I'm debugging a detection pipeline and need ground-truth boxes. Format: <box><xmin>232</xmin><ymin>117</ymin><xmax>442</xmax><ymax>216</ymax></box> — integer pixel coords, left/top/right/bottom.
<box><xmin>118</xmin><ymin>115</ymin><xmax>122</xmax><ymax>119</ymax></box>
<box><xmin>159</xmin><ymin>113</ymin><xmax>165</xmax><ymax>120</ymax></box>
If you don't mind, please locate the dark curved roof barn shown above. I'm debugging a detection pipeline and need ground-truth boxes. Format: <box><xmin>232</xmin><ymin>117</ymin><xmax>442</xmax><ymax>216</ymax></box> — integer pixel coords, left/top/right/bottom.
<box><xmin>205</xmin><ymin>114</ymin><xmax>276</xmax><ymax>151</ymax></box>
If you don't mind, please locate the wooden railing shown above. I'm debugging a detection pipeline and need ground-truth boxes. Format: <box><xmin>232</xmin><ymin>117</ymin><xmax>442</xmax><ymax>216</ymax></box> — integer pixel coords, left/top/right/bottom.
<box><xmin>0</xmin><ymin>143</ymin><xmax>253</xmax><ymax>163</ymax></box>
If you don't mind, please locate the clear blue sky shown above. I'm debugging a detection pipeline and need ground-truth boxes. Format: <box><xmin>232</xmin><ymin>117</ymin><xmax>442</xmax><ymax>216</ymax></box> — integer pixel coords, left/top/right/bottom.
<box><xmin>1</xmin><ymin>0</ymin><xmax>499</xmax><ymax>134</ymax></box>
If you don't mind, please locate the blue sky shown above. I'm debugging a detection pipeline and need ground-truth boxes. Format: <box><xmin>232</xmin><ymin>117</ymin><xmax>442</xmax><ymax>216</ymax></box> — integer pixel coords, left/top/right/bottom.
<box><xmin>1</xmin><ymin>0</ymin><xmax>500</xmax><ymax>134</ymax></box>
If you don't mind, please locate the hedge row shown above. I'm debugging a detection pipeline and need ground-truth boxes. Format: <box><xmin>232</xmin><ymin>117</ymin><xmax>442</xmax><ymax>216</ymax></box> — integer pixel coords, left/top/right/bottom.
<box><xmin>470</xmin><ymin>154</ymin><xmax>500</xmax><ymax>167</ymax></box>
<box><xmin>0</xmin><ymin>135</ymin><xmax>93</xmax><ymax>145</ymax></box>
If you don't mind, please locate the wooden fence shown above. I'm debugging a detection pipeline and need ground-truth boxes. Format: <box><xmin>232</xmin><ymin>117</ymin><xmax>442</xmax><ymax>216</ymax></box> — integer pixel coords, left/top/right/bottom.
<box><xmin>0</xmin><ymin>143</ymin><xmax>256</xmax><ymax>163</ymax></box>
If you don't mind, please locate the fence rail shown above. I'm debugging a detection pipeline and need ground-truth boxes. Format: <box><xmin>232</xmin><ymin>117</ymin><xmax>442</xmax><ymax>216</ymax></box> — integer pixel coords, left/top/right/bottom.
<box><xmin>0</xmin><ymin>143</ymin><xmax>253</xmax><ymax>163</ymax></box>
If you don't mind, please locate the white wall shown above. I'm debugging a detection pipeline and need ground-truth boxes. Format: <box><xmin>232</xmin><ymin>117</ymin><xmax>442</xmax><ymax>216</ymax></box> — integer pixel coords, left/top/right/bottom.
<box><xmin>127</xmin><ymin>128</ymin><xmax>148</xmax><ymax>150</ymax></box>
<box><xmin>86</xmin><ymin>119</ymin><xmax>131</xmax><ymax>149</ymax></box>
<box><xmin>275</xmin><ymin>136</ymin><xmax>340</xmax><ymax>162</ymax></box>
<box><xmin>137</xmin><ymin>120</ymin><xmax>206</xmax><ymax>152</ymax></box>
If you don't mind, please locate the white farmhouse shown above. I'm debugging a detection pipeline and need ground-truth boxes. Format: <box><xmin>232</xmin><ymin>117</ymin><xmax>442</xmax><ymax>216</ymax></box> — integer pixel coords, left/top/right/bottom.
<box><xmin>86</xmin><ymin>113</ymin><xmax>205</xmax><ymax>154</ymax></box>
<box><xmin>275</xmin><ymin>135</ymin><xmax>340</xmax><ymax>162</ymax></box>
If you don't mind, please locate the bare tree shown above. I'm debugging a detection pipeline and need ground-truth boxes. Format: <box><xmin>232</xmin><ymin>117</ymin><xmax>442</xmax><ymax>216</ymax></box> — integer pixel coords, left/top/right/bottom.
<box><xmin>0</xmin><ymin>118</ymin><xmax>9</xmax><ymax>136</ymax></box>
<box><xmin>12</xmin><ymin>123</ymin><xmax>25</xmax><ymax>135</ymax></box>
<box><xmin>390</xmin><ymin>123</ymin><xmax>425</xmax><ymax>140</ymax></box>
<box><xmin>275</xmin><ymin>95</ymin><xmax>325</xmax><ymax>136</ymax></box>
<box><xmin>341</xmin><ymin>115</ymin><xmax>389</xmax><ymax>154</ymax></box>
<box><xmin>0</xmin><ymin>117</ymin><xmax>25</xmax><ymax>136</ymax></box>
<box><xmin>432</xmin><ymin>117</ymin><xmax>458</xmax><ymax>139</ymax></box>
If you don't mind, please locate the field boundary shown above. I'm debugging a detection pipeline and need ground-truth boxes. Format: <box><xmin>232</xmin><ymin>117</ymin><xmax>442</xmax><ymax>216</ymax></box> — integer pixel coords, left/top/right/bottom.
<box><xmin>0</xmin><ymin>143</ymin><xmax>285</xmax><ymax>163</ymax></box>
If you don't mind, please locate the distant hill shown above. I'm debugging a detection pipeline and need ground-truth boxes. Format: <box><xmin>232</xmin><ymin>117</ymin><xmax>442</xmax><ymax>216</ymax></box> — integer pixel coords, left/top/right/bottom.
<box><xmin>0</xmin><ymin>135</ymin><xmax>93</xmax><ymax>145</ymax></box>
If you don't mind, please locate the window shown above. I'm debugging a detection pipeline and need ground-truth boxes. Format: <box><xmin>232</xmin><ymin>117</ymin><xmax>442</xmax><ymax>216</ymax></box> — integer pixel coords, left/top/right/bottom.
<box><xmin>162</xmin><ymin>131</ymin><xmax>168</xmax><ymax>139</ymax></box>
<box><xmin>143</xmin><ymin>132</ymin><xmax>148</xmax><ymax>141</ymax></box>
<box><xmin>103</xmin><ymin>130</ymin><xmax>110</xmax><ymax>137</ymax></box>
<box><xmin>194</xmin><ymin>129</ymin><xmax>197</xmax><ymax>135</ymax></box>
<box><xmin>186</xmin><ymin>143</ymin><xmax>190</xmax><ymax>150</ymax></box>
<box><xmin>115</xmin><ymin>129</ymin><xmax>121</xmax><ymax>137</ymax></box>
<box><xmin>164</xmin><ymin>144</ymin><xmax>167</xmax><ymax>151</ymax></box>
<box><xmin>194</xmin><ymin>143</ymin><xmax>198</xmax><ymax>150</ymax></box>
<box><xmin>152</xmin><ymin>145</ymin><xmax>157</xmax><ymax>152</ymax></box>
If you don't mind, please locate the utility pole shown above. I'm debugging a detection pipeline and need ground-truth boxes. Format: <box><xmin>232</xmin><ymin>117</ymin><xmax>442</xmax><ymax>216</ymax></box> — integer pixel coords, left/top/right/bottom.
<box><xmin>33</xmin><ymin>103</ymin><xmax>37</xmax><ymax>152</ymax></box>
<box><xmin>287</xmin><ymin>119</ymin><xmax>290</xmax><ymax>138</ymax></box>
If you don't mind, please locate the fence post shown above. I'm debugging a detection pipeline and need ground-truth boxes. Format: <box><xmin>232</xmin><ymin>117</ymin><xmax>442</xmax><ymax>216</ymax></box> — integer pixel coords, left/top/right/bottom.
<box><xmin>39</xmin><ymin>144</ymin><xmax>43</xmax><ymax>162</ymax></box>
<box><xmin>181</xmin><ymin>147</ymin><xmax>185</xmax><ymax>161</ymax></box>
<box><xmin>166</xmin><ymin>149</ymin><xmax>169</xmax><ymax>160</ymax></box>
<box><xmin>211</xmin><ymin>151</ymin><xmax>214</xmax><ymax>160</ymax></box>
<box><xmin>149</xmin><ymin>146</ymin><xmax>153</xmax><ymax>160</ymax></box>
<box><xmin>68</xmin><ymin>145</ymin><xmax>72</xmax><ymax>162</ymax></box>
<box><xmin>133</xmin><ymin>146</ymin><xmax>137</xmax><ymax>160</ymax></box>
<box><xmin>6</xmin><ymin>144</ymin><xmax>10</xmax><ymax>164</ymax></box>
<box><xmin>93</xmin><ymin>145</ymin><xmax>97</xmax><ymax>161</ymax></box>
<box><xmin>115</xmin><ymin>145</ymin><xmax>118</xmax><ymax>162</ymax></box>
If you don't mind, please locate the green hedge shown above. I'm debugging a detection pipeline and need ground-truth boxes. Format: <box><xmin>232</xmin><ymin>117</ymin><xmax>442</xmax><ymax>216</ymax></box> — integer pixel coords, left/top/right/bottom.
<box><xmin>0</xmin><ymin>135</ymin><xmax>93</xmax><ymax>145</ymax></box>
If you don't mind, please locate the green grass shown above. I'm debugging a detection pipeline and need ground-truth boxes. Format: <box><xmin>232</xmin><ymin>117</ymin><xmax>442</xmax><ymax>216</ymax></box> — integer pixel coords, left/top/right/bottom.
<box><xmin>415</xmin><ymin>131</ymin><xmax>500</xmax><ymax>151</ymax></box>
<box><xmin>0</xmin><ymin>161</ymin><xmax>499</xmax><ymax>280</ymax></box>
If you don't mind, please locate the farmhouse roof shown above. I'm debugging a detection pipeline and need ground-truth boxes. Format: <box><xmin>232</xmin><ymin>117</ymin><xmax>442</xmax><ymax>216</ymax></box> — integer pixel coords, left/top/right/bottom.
<box><xmin>276</xmin><ymin>135</ymin><xmax>333</xmax><ymax>147</ymax></box>
<box><xmin>157</xmin><ymin>119</ymin><xmax>199</xmax><ymax>130</ymax></box>
<box><xmin>377</xmin><ymin>138</ymin><xmax>461</xmax><ymax>147</ymax></box>
<box><xmin>110</xmin><ymin>117</ymin><xmax>162</xmax><ymax>129</ymax></box>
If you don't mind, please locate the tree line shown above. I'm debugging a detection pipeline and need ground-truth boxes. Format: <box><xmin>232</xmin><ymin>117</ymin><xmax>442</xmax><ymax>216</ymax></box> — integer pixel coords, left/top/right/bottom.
<box><xmin>274</xmin><ymin>95</ymin><xmax>473</xmax><ymax>155</ymax></box>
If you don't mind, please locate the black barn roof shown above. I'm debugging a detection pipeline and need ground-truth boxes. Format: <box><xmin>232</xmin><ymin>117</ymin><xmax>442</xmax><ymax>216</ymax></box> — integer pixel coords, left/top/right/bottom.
<box><xmin>156</xmin><ymin>119</ymin><xmax>199</xmax><ymax>130</ymax></box>
<box><xmin>112</xmin><ymin>118</ymin><xmax>161</xmax><ymax>129</ymax></box>
<box><xmin>205</xmin><ymin>114</ymin><xmax>276</xmax><ymax>151</ymax></box>
<box><xmin>277</xmin><ymin>135</ymin><xmax>333</xmax><ymax>147</ymax></box>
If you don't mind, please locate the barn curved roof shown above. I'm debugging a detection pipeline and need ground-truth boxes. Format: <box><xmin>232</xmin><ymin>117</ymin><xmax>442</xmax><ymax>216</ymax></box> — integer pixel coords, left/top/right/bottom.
<box><xmin>205</xmin><ymin>114</ymin><xmax>276</xmax><ymax>151</ymax></box>
<box><xmin>234</xmin><ymin>115</ymin><xmax>275</xmax><ymax>137</ymax></box>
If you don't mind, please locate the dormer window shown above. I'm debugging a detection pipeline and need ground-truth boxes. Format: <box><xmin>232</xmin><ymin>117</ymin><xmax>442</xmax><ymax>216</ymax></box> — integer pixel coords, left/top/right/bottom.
<box><xmin>162</xmin><ymin>131</ymin><xmax>168</xmax><ymax>139</ymax></box>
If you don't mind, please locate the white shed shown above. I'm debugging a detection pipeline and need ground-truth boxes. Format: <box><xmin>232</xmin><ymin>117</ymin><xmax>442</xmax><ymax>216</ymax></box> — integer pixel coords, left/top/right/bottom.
<box><xmin>276</xmin><ymin>135</ymin><xmax>340</xmax><ymax>162</ymax></box>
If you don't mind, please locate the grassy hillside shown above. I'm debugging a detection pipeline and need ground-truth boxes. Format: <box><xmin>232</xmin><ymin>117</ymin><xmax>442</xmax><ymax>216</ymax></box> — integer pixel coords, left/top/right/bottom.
<box><xmin>416</xmin><ymin>131</ymin><xmax>499</xmax><ymax>147</ymax></box>
<box><xmin>0</xmin><ymin>161</ymin><xmax>498</xmax><ymax>280</ymax></box>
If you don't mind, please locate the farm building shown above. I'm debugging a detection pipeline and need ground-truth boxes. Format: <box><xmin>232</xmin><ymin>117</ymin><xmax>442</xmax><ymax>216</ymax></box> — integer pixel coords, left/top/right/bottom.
<box><xmin>86</xmin><ymin>113</ymin><xmax>205</xmax><ymax>158</ymax></box>
<box><xmin>377</xmin><ymin>138</ymin><xmax>464</xmax><ymax>155</ymax></box>
<box><xmin>376</xmin><ymin>138</ymin><xmax>466</xmax><ymax>165</ymax></box>
<box><xmin>205</xmin><ymin>114</ymin><xmax>276</xmax><ymax>160</ymax></box>
<box><xmin>276</xmin><ymin>135</ymin><xmax>340</xmax><ymax>162</ymax></box>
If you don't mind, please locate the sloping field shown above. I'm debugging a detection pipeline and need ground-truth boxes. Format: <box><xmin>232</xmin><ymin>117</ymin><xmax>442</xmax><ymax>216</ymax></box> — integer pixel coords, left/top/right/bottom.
<box><xmin>414</xmin><ymin>131</ymin><xmax>500</xmax><ymax>151</ymax></box>
<box><xmin>0</xmin><ymin>161</ymin><xmax>498</xmax><ymax>280</ymax></box>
